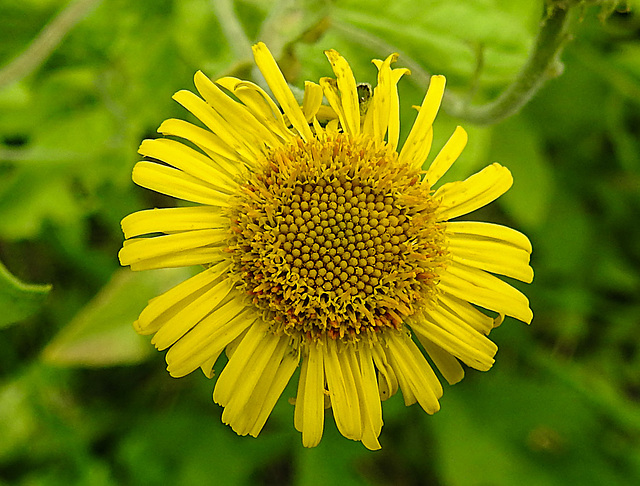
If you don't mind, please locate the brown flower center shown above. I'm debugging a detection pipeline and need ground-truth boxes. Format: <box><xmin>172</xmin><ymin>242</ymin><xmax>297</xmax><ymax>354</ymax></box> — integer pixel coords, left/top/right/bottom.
<box><xmin>228</xmin><ymin>133</ymin><xmax>447</xmax><ymax>342</ymax></box>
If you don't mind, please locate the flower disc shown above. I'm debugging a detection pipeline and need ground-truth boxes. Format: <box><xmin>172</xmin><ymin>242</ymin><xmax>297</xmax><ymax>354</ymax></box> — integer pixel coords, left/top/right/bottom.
<box><xmin>229</xmin><ymin>133</ymin><xmax>447</xmax><ymax>342</ymax></box>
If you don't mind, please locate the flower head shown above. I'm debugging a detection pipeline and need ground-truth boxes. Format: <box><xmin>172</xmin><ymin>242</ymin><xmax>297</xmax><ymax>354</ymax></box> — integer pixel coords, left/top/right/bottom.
<box><xmin>119</xmin><ymin>43</ymin><xmax>533</xmax><ymax>450</ymax></box>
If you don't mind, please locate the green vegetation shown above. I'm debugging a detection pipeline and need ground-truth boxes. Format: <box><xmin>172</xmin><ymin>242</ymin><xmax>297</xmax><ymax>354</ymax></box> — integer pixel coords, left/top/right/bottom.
<box><xmin>1</xmin><ymin>0</ymin><xmax>639</xmax><ymax>484</ymax></box>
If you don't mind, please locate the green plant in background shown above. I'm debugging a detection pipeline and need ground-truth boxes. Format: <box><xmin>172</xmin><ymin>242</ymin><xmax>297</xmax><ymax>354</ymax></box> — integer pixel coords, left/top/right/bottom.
<box><xmin>1</xmin><ymin>0</ymin><xmax>639</xmax><ymax>485</ymax></box>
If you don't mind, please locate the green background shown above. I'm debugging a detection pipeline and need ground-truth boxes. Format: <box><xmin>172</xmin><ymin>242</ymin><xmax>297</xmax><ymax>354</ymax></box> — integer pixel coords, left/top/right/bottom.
<box><xmin>1</xmin><ymin>0</ymin><xmax>639</xmax><ymax>484</ymax></box>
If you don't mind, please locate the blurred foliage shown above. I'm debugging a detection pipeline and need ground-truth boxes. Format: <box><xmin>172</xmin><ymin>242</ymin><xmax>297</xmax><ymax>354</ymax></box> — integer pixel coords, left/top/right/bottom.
<box><xmin>1</xmin><ymin>0</ymin><xmax>639</xmax><ymax>484</ymax></box>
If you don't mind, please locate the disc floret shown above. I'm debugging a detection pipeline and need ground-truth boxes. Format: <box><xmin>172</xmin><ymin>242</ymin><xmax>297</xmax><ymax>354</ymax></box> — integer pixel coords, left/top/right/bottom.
<box><xmin>228</xmin><ymin>133</ymin><xmax>447</xmax><ymax>342</ymax></box>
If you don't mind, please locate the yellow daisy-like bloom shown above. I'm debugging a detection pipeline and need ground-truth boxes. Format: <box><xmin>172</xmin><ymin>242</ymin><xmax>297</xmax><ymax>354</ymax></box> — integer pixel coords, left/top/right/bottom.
<box><xmin>119</xmin><ymin>43</ymin><xmax>533</xmax><ymax>450</ymax></box>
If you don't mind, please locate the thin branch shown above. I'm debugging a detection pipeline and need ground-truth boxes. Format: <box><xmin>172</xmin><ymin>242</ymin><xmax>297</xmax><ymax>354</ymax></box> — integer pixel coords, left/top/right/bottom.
<box><xmin>211</xmin><ymin>0</ymin><xmax>253</xmax><ymax>63</ymax></box>
<box><xmin>0</xmin><ymin>0</ymin><xmax>102</xmax><ymax>89</ymax></box>
<box><xmin>446</xmin><ymin>6</ymin><xmax>572</xmax><ymax>125</ymax></box>
<box><xmin>333</xmin><ymin>5</ymin><xmax>573</xmax><ymax>126</ymax></box>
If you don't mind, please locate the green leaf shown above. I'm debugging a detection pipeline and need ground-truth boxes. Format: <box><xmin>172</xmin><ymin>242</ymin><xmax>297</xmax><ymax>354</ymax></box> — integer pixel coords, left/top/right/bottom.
<box><xmin>0</xmin><ymin>259</ymin><xmax>50</xmax><ymax>329</ymax></box>
<box><xmin>489</xmin><ymin>116</ymin><xmax>555</xmax><ymax>230</ymax></box>
<box><xmin>333</xmin><ymin>0</ymin><xmax>536</xmax><ymax>87</ymax></box>
<box><xmin>41</xmin><ymin>267</ymin><xmax>192</xmax><ymax>367</ymax></box>
<box><xmin>430</xmin><ymin>358</ymin><xmax>637</xmax><ymax>485</ymax></box>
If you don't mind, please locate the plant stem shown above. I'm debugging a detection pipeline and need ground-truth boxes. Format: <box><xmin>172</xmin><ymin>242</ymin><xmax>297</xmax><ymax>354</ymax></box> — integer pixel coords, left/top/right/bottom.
<box><xmin>446</xmin><ymin>6</ymin><xmax>572</xmax><ymax>125</ymax></box>
<box><xmin>0</xmin><ymin>0</ymin><xmax>102</xmax><ymax>89</ymax></box>
<box><xmin>211</xmin><ymin>0</ymin><xmax>253</xmax><ymax>62</ymax></box>
<box><xmin>333</xmin><ymin>4</ymin><xmax>573</xmax><ymax>126</ymax></box>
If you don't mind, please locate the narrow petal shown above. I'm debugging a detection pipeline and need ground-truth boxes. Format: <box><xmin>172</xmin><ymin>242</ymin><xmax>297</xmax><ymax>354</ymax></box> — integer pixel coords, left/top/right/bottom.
<box><xmin>324</xmin><ymin>338</ymin><xmax>362</xmax><ymax>440</ymax></box>
<box><xmin>365</xmin><ymin>56</ymin><xmax>393</xmax><ymax>144</ymax></box>
<box><xmin>151</xmin><ymin>277</ymin><xmax>236</xmax><ymax>350</ymax></box>
<box><xmin>132</xmin><ymin>161</ymin><xmax>232</xmax><ymax>207</ymax></box>
<box><xmin>354</xmin><ymin>344</ymin><xmax>383</xmax><ymax>450</ymax></box>
<box><xmin>385</xmin><ymin>332</ymin><xmax>442</xmax><ymax>414</ymax></box>
<box><xmin>166</xmin><ymin>301</ymin><xmax>254</xmax><ymax>377</ymax></box>
<box><xmin>119</xmin><ymin>229</ymin><xmax>227</xmax><ymax>266</ymax></box>
<box><xmin>398</xmin><ymin>75</ymin><xmax>446</xmax><ymax>170</ymax></box>
<box><xmin>386</xmin><ymin>67</ymin><xmax>411</xmax><ymax>150</ymax></box>
<box><xmin>252</xmin><ymin>42</ymin><xmax>314</xmax><ymax>141</ymax></box>
<box><xmin>412</xmin><ymin>304</ymin><xmax>498</xmax><ymax>371</ymax></box>
<box><xmin>324</xmin><ymin>49</ymin><xmax>360</xmax><ymax>136</ymax></box>
<box><xmin>121</xmin><ymin>207</ymin><xmax>227</xmax><ymax>239</ymax></box>
<box><xmin>248</xmin><ymin>346</ymin><xmax>299</xmax><ymax>437</ymax></box>
<box><xmin>436</xmin><ymin>293</ymin><xmax>496</xmax><ymax>335</ymax></box>
<box><xmin>438</xmin><ymin>260</ymin><xmax>533</xmax><ymax>323</ymax></box>
<box><xmin>423</xmin><ymin>126</ymin><xmax>468</xmax><ymax>188</ymax></box>
<box><xmin>295</xmin><ymin>342</ymin><xmax>325</xmax><ymax>447</ymax></box>
<box><xmin>213</xmin><ymin>322</ymin><xmax>268</xmax><ymax>406</ymax></box>
<box><xmin>126</xmin><ymin>247</ymin><xmax>224</xmax><ymax>272</ymax></box>
<box><xmin>371</xmin><ymin>343</ymin><xmax>398</xmax><ymax>401</ymax></box>
<box><xmin>193</xmin><ymin>70</ymin><xmax>281</xmax><ymax>149</ymax></box>
<box><xmin>370</xmin><ymin>55</ymin><xmax>410</xmax><ymax>149</ymax></box>
<box><xmin>319</xmin><ymin>77</ymin><xmax>348</xmax><ymax>134</ymax></box>
<box><xmin>220</xmin><ymin>332</ymin><xmax>292</xmax><ymax>436</ymax></box>
<box><xmin>445</xmin><ymin>221</ymin><xmax>532</xmax><ymax>253</ymax></box>
<box><xmin>200</xmin><ymin>349</ymin><xmax>224</xmax><ymax>378</ymax></box>
<box><xmin>447</xmin><ymin>231</ymin><xmax>534</xmax><ymax>283</ymax></box>
<box><xmin>157</xmin><ymin>118</ymin><xmax>245</xmax><ymax>177</ymax></box>
<box><xmin>216</xmin><ymin>77</ymin><xmax>293</xmax><ymax>141</ymax></box>
<box><xmin>134</xmin><ymin>262</ymin><xmax>230</xmax><ymax>335</ymax></box>
<box><xmin>302</xmin><ymin>81</ymin><xmax>324</xmax><ymax>122</ymax></box>
<box><xmin>415</xmin><ymin>334</ymin><xmax>465</xmax><ymax>385</ymax></box>
<box><xmin>138</xmin><ymin>138</ymin><xmax>236</xmax><ymax>193</ymax></box>
<box><xmin>434</xmin><ymin>163</ymin><xmax>513</xmax><ymax>222</ymax></box>
<box><xmin>172</xmin><ymin>89</ymin><xmax>259</xmax><ymax>164</ymax></box>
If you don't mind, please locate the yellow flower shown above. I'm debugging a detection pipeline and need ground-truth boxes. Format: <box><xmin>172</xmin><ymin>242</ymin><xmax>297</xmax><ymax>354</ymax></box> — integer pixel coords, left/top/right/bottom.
<box><xmin>119</xmin><ymin>43</ymin><xmax>533</xmax><ymax>450</ymax></box>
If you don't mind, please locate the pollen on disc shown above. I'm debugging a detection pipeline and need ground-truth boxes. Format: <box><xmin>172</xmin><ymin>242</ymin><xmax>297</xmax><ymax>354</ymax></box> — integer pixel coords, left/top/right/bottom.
<box><xmin>227</xmin><ymin>134</ymin><xmax>446</xmax><ymax>342</ymax></box>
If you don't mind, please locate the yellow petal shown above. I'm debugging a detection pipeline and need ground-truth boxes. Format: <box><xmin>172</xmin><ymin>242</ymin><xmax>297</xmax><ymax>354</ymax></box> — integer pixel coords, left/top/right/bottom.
<box><xmin>412</xmin><ymin>305</ymin><xmax>498</xmax><ymax>371</ymax></box>
<box><xmin>133</xmin><ymin>262</ymin><xmax>230</xmax><ymax>335</ymax></box>
<box><xmin>220</xmin><ymin>333</ymin><xmax>286</xmax><ymax>435</ymax></box>
<box><xmin>166</xmin><ymin>301</ymin><xmax>253</xmax><ymax>377</ymax></box>
<box><xmin>319</xmin><ymin>77</ymin><xmax>347</xmax><ymax>132</ymax></box>
<box><xmin>438</xmin><ymin>260</ymin><xmax>533</xmax><ymax>324</ymax></box>
<box><xmin>324</xmin><ymin>337</ymin><xmax>362</xmax><ymax>440</ymax></box>
<box><xmin>434</xmin><ymin>163</ymin><xmax>513</xmax><ymax>222</ymax></box>
<box><xmin>200</xmin><ymin>349</ymin><xmax>224</xmax><ymax>378</ymax></box>
<box><xmin>385</xmin><ymin>332</ymin><xmax>442</xmax><ymax>414</ymax></box>
<box><xmin>324</xmin><ymin>49</ymin><xmax>360</xmax><ymax>136</ymax></box>
<box><xmin>119</xmin><ymin>228</ymin><xmax>226</xmax><ymax>267</ymax></box>
<box><xmin>386</xmin><ymin>67</ymin><xmax>411</xmax><ymax>150</ymax></box>
<box><xmin>172</xmin><ymin>89</ymin><xmax>259</xmax><ymax>164</ymax></box>
<box><xmin>131</xmin><ymin>161</ymin><xmax>232</xmax><ymax>207</ymax></box>
<box><xmin>370</xmin><ymin>55</ymin><xmax>410</xmax><ymax>149</ymax></box>
<box><xmin>366</xmin><ymin>56</ymin><xmax>393</xmax><ymax>143</ymax></box>
<box><xmin>151</xmin><ymin>277</ymin><xmax>236</xmax><ymax>351</ymax></box>
<box><xmin>423</xmin><ymin>126</ymin><xmax>468</xmax><ymax>188</ymax></box>
<box><xmin>302</xmin><ymin>81</ymin><xmax>324</xmax><ymax>123</ymax></box>
<box><xmin>446</xmin><ymin>221</ymin><xmax>532</xmax><ymax>253</ymax></box>
<box><xmin>249</xmin><ymin>345</ymin><xmax>299</xmax><ymax>437</ymax></box>
<box><xmin>213</xmin><ymin>322</ymin><xmax>267</xmax><ymax>406</ymax></box>
<box><xmin>138</xmin><ymin>138</ymin><xmax>236</xmax><ymax>193</ymax></box>
<box><xmin>447</xmin><ymin>231</ymin><xmax>534</xmax><ymax>283</ymax></box>
<box><xmin>354</xmin><ymin>343</ymin><xmax>383</xmax><ymax>450</ymax></box>
<box><xmin>216</xmin><ymin>77</ymin><xmax>293</xmax><ymax>142</ymax></box>
<box><xmin>121</xmin><ymin>207</ymin><xmax>227</xmax><ymax>239</ymax></box>
<box><xmin>398</xmin><ymin>75</ymin><xmax>446</xmax><ymax>169</ymax></box>
<box><xmin>157</xmin><ymin>118</ymin><xmax>245</xmax><ymax>177</ymax></box>
<box><xmin>371</xmin><ymin>343</ymin><xmax>398</xmax><ymax>401</ymax></box>
<box><xmin>435</xmin><ymin>293</ymin><xmax>495</xmax><ymax>335</ymax></box>
<box><xmin>193</xmin><ymin>70</ymin><xmax>281</xmax><ymax>149</ymax></box>
<box><xmin>251</xmin><ymin>42</ymin><xmax>313</xmax><ymax>141</ymax></box>
<box><xmin>414</xmin><ymin>334</ymin><xmax>465</xmax><ymax>385</ymax></box>
<box><xmin>127</xmin><ymin>247</ymin><xmax>224</xmax><ymax>272</ymax></box>
<box><xmin>295</xmin><ymin>342</ymin><xmax>325</xmax><ymax>447</ymax></box>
